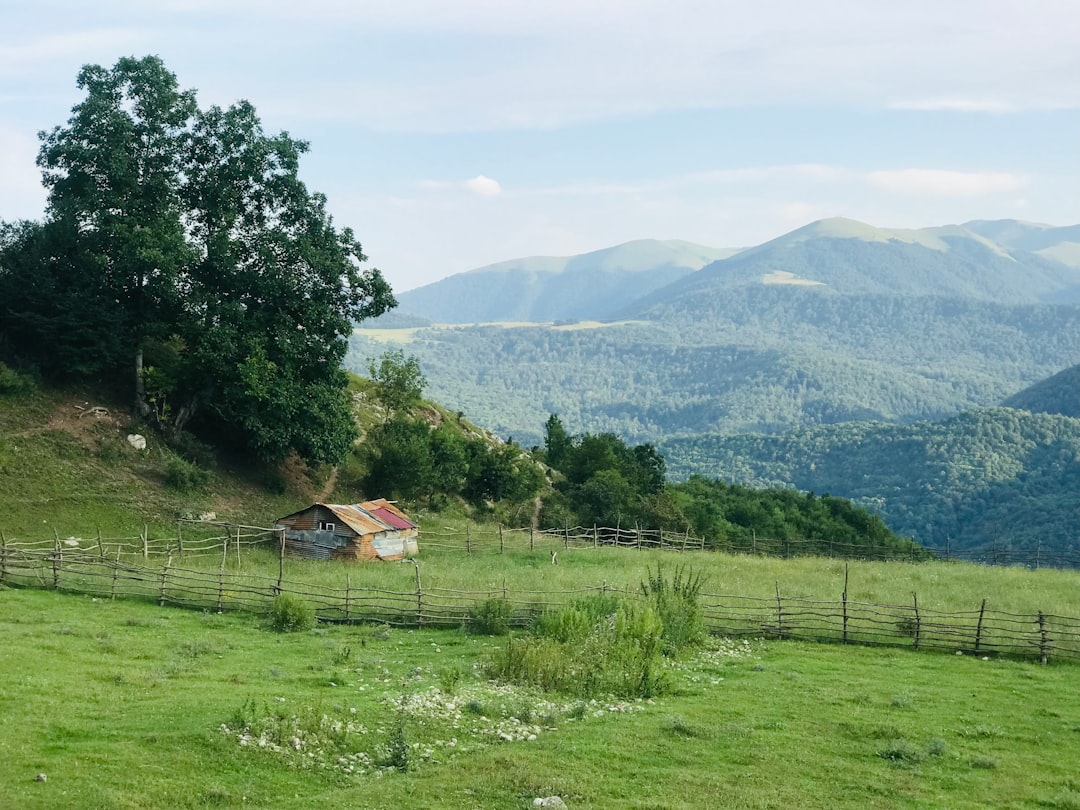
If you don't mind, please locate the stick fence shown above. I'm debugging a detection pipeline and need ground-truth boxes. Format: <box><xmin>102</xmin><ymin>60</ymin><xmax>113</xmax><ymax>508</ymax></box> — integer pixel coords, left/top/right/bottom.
<box><xmin>3</xmin><ymin>538</ymin><xmax>1080</xmax><ymax>665</ymax></box>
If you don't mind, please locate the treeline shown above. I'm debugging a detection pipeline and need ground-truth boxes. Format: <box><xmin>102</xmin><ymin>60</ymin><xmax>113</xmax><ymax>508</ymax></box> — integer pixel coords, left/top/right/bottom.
<box><xmin>536</xmin><ymin>415</ymin><xmax>915</xmax><ymax>557</ymax></box>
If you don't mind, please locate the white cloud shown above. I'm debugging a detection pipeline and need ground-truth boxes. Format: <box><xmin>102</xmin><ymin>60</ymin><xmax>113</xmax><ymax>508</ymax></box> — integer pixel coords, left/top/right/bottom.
<box><xmin>464</xmin><ymin>175</ymin><xmax>502</xmax><ymax>196</ymax></box>
<box><xmin>416</xmin><ymin>175</ymin><xmax>502</xmax><ymax>196</ymax></box>
<box><xmin>867</xmin><ymin>169</ymin><xmax>1028</xmax><ymax>197</ymax></box>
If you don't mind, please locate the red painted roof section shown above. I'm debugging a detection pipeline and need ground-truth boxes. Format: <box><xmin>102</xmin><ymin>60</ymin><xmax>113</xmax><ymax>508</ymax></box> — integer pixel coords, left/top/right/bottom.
<box><xmin>367</xmin><ymin>506</ymin><xmax>416</xmax><ymax>530</ymax></box>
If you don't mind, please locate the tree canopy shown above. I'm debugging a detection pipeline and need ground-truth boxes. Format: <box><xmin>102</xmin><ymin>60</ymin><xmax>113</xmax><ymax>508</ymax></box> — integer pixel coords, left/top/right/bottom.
<box><xmin>0</xmin><ymin>55</ymin><xmax>395</xmax><ymax>464</ymax></box>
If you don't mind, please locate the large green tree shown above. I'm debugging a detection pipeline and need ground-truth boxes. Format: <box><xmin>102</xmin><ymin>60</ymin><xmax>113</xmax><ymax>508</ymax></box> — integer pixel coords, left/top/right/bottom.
<box><xmin>36</xmin><ymin>56</ymin><xmax>196</xmax><ymax>407</ymax></box>
<box><xmin>3</xmin><ymin>56</ymin><xmax>395</xmax><ymax>464</ymax></box>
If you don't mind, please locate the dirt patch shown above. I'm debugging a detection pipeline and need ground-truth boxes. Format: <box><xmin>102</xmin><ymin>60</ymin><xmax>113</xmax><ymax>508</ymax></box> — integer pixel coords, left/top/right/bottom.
<box><xmin>18</xmin><ymin>397</ymin><xmax>133</xmax><ymax>449</ymax></box>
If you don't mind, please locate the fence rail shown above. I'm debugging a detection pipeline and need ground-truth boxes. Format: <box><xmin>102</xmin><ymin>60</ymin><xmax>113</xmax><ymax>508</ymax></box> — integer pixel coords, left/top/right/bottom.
<box><xmin>3</xmin><ymin>542</ymin><xmax>1080</xmax><ymax>665</ymax></box>
<box><xmin>4</xmin><ymin>521</ymin><xmax>1076</xmax><ymax>569</ymax></box>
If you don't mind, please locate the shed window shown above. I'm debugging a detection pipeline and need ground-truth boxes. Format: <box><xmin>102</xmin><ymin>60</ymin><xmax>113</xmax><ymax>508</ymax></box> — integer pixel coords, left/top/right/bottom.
<box><xmin>319</xmin><ymin>521</ymin><xmax>336</xmax><ymax>532</ymax></box>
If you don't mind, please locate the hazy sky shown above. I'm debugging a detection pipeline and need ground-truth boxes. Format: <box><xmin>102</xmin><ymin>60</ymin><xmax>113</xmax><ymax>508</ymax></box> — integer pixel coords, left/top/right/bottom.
<box><xmin>2</xmin><ymin>1</ymin><xmax>1079</xmax><ymax>292</ymax></box>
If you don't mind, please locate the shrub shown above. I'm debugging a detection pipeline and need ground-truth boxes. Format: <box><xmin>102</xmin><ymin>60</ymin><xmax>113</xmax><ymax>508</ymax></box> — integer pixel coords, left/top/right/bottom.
<box><xmin>468</xmin><ymin>597</ymin><xmax>514</xmax><ymax>636</ymax></box>
<box><xmin>164</xmin><ymin>455</ymin><xmax>212</xmax><ymax>493</ymax></box>
<box><xmin>168</xmin><ymin>431</ymin><xmax>217</xmax><ymax>468</ymax></box>
<box><xmin>269</xmin><ymin>593</ymin><xmax>315</xmax><ymax>633</ymax></box>
<box><xmin>0</xmin><ymin>362</ymin><xmax>37</xmax><ymax>396</ymax></box>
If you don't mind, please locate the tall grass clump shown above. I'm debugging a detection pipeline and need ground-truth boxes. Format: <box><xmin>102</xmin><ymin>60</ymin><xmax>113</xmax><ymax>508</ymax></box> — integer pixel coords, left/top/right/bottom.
<box><xmin>641</xmin><ymin>563</ymin><xmax>707</xmax><ymax>653</ymax></box>
<box><xmin>467</xmin><ymin>597</ymin><xmax>514</xmax><ymax>636</ymax></box>
<box><xmin>269</xmin><ymin>593</ymin><xmax>315</xmax><ymax>632</ymax></box>
<box><xmin>488</xmin><ymin>595</ymin><xmax>669</xmax><ymax>698</ymax></box>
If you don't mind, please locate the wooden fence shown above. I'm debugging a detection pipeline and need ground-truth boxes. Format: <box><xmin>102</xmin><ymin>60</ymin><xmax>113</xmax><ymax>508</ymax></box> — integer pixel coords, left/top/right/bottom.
<box><xmin>3</xmin><ymin>520</ymin><xmax>1075</xmax><ymax>569</ymax></box>
<box><xmin>3</xmin><ymin>539</ymin><xmax>1080</xmax><ymax>665</ymax></box>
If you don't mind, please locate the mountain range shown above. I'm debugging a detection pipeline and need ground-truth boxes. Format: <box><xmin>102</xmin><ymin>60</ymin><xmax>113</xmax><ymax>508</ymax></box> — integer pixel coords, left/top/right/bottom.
<box><xmin>386</xmin><ymin>217</ymin><xmax>1080</xmax><ymax>325</ymax></box>
<box><xmin>392</xmin><ymin>239</ymin><xmax>740</xmax><ymax>323</ymax></box>
<box><xmin>350</xmin><ymin>217</ymin><xmax>1080</xmax><ymax>554</ymax></box>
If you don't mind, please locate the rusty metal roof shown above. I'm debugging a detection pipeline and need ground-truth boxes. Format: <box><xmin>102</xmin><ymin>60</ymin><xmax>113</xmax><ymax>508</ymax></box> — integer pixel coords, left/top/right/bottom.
<box><xmin>276</xmin><ymin>500</ymin><xmax>417</xmax><ymax>536</ymax></box>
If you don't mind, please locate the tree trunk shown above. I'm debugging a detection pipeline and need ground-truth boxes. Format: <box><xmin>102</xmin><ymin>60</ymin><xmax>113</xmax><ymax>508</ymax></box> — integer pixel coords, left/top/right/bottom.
<box><xmin>134</xmin><ymin>346</ymin><xmax>151</xmax><ymax>418</ymax></box>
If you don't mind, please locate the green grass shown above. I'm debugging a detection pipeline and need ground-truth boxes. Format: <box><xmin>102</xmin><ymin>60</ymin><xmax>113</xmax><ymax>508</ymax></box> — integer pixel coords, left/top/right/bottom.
<box><xmin>4</xmin><ymin>586</ymin><xmax>1080</xmax><ymax>809</ymax></box>
<box><xmin>153</xmin><ymin>538</ymin><xmax>1080</xmax><ymax>620</ymax></box>
<box><xmin>0</xmin><ymin>385</ymin><xmax>326</xmax><ymax>537</ymax></box>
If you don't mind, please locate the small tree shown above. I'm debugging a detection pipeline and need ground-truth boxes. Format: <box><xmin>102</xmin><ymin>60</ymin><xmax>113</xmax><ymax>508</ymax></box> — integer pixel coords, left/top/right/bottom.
<box><xmin>368</xmin><ymin>350</ymin><xmax>426</xmax><ymax>417</ymax></box>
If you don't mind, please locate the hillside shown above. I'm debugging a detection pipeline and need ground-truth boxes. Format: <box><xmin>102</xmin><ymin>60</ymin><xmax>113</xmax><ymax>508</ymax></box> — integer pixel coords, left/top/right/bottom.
<box><xmin>348</xmin><ymin>292</ymin><xmax>1080</xmax><ymax>447</ymax></box>
<box><xmin>1002</xmin><ymin>362</ymin><xmax>1080</xmax><ymax>418</ymax></box>
<box><xmin>385</xmin><ymin>239</ymin><xmax>740</xmax><ymax>324</ymax></box>
<box><xmin>348</xmin><ymin>217</ymin><xmax>1080</xmax><ymax>448</ymax></box>
<box><xmin>659</xmin><ymin>407</ymin><xmax>1080</xmax><ymax>557</ymax></box>
<box><xmin>0</xmin><ymin>373</ymin><xmax>503</xmax><ymax>538</ymax></box>
<box><xmin>623</xmin><ymin>218</ymin><xmax>1080</xmax><ymax>317</ymax></box>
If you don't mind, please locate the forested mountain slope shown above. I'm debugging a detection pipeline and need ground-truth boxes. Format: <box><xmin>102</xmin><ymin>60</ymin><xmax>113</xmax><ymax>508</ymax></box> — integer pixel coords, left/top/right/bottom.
<box><xmin>1002</xmin><ymin>363</ymin><xmax>1080</xmax><ymax>418</ymax></box>
<box><xmin>349</xmin><ymin>292</ymin><xmax>1080</xmax><ymax>447</ymax></box>
<box><xmin>351</xmin><ymin>217</ymin><xmax>1080</xmax><ymax>447</ymax></box>
<box><xmin>658</xmin><ymin>408</ymin><xmax>1080</xmax><ymax>556</ymax></box>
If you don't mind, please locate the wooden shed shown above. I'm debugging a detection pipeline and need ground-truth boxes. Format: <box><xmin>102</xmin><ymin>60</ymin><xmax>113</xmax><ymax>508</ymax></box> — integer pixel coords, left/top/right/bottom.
<box><xmin>274</xmin><ymin>499</ymin><xmax>419</xmax><ymax>561</ymax></box>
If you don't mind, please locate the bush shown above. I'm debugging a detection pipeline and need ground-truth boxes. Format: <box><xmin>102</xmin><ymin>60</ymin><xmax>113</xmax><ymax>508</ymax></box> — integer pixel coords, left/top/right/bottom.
<box><xmin>0</xmin><ymin>362</ymin><xmax>37</xmax><ymax>396</ymax></box>
<box><xmin>168</xmin><ymin>431</ymin><xmax>217</xmax><ymax>468</ymax></box>
<box><xmin>269</xmin><ymin>593</ymin><xmax>315</xmax><ymax>632</ymax></box>
<box><xmin>164</xmin><ymin>455</ymin><xmax>212</xmax><ymax>493</ymax></box>
<box><xmin>468</xmin><ymin>597</ymin><xmax>514</xmax><ymax>636</ymax></box>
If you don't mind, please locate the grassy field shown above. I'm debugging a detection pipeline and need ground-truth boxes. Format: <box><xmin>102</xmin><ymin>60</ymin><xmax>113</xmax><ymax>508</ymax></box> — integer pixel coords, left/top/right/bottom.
<box><xmin>145</xmin><ymin>536</ymin><xmax>1080</xmax><ymax>621</ymax></box>
<box><xmin>4</xmin><ymin>586</ymin><xmax>1080</xmax><ymax>809</ymax></box>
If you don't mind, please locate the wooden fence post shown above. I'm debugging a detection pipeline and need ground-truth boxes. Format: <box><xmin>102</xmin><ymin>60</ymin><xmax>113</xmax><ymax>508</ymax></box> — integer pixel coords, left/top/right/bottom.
<box><xmin>466</xmin><ymin>523</ymin><xmax>471</xmax><ymax>555</ymax></box>
<box><xmin>276</xmin><ymin>529</ymin><xmax>285</xmax><ymax>593</ymax></box>
<box><xmin>235</xmin><ymin>525</ymin><xmax>242</xmax><ymax>568</ymax></box>
<box><xmin>564</xmin><ymin>522</ymin><xmax>569</xmax><ymax>550</ymax></box>
<box><xmin>53</xmin><ymin>530</ymin><xmax>62</xmax><ymax>590</ymax></box>
<box><xmin>499</xmin><ymin>524</ymin><xmax>504</xmax><ymax>554</ymax></box>
<box><xmin>344</xmin><ymin>573</ymin><xmax>352</xmax><ymax>623</ymax></box>
<box><xmin>217</xmin><ymin>538</ymin><xmax>227</xmax><ymax>612</ymax></box>
<box><xmin>974</xmin><ymin>598</ymin><xmax>987</xmax><ymax>652</ymax></box>
<box><xmin>1037</xmin><ymin>611</ymin><xmax>1049</xmax><ymax>665</ymax></box>
<box><xmin>96</xmin><ymin>527</ymin><xmax>104</xmax><ymax>559</ymax></box>
<box><xmin>0</xmin><ymin>530</ymin><xmax>6</xmax><ymax>587</ymax></box>
<box><xmin>1035</xmin><ymin>540</ymin><xmax>1042</xmax><ymax>570</ymax></box>
<box><xmin>111</xmin><ymin>547</ymin><xmax>121</xmax><ymax>600</ymax></box>
<box><xmin>413</xmin><ymin>560</ymin><xmax>423</xmax><ymax>628</ymax></box>
<box><xmin>594</xmin><ymin>525</ymin><xmax>599</xmax><ymax>548</ymax></box>
<box><xmin>177</xmin><ymin>523</ymin><xmax>184</xmax><ymax>558</ymax></box>
<box><xmin>775</xmin><ymin>582</ymin><xmax>784</xmax><ymax>639</ymax></box>
<box><xmin>912</xmin><ymin>592</ymin><xmax>921</xmax><ymax>650</ymax></box>
<box><xmin>159</xmin><ymin>555</ymin><xmax>172</xmax><ymax>606</ymax></box>
<box><xmin>529</xmin><ymin>525</ymin><xmax>534</xmax><ymax>552</ymax></box>
<box><xmin>142</xmin><ymin>525</ymin><xmax>148</xmax><ymax>559</ymax></box>
<box><xmin>842</xmin><ymin>564</ymin><xmax>849</xmax><ymax>644</ymax></box>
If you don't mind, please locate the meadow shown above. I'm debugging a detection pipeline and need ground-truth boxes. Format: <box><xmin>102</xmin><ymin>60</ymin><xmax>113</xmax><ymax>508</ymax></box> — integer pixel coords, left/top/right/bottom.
<box><xmin>4</xmin><ymin>586</ymin><xmax>1080</xmax><ymax>809</ymax></box>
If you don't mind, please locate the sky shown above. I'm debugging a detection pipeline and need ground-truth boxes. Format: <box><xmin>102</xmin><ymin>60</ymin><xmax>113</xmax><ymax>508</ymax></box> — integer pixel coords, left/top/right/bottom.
<box><xmin>2</xmin><ymin>1</ymin><xmax>1079</xmax><ymax>293</ymax></box>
